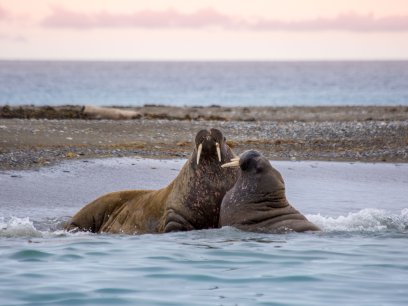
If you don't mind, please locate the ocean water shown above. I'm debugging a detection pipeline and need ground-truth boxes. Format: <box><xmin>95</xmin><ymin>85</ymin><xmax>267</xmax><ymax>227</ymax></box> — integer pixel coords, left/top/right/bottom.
<box><xmin>1</xmin><ymin>158</ymin><xmax>408</xmax><ymax>305</ymax></box>
<box><xmin>1</xmin><ymin>61</ymin><xmax>408</xmax><ymax>107</ymax></box>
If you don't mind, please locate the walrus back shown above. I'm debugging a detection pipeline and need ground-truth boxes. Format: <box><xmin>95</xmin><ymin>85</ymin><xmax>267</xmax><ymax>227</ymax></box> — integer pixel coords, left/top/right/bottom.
<box><xmin>100</xmin><ymin>186</ymin><xmax>173</xmax><ymax>234</ymax></box>
<box><xmin>65</xmin><ymin>190</ymin><xmax>152</xmax><ymax>233</ymax></box>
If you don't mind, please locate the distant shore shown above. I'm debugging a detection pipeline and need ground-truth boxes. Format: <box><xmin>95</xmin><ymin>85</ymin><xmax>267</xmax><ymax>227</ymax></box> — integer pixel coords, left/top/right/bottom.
<box><xmin>2</xmin><ymin>104</ymin><xmax>408</xmax><ymax>121</ymax></box>
<box><xmin>1</xmin><ymin>105</ymin><xmax>407</xmax><ymax>170</ymax></box>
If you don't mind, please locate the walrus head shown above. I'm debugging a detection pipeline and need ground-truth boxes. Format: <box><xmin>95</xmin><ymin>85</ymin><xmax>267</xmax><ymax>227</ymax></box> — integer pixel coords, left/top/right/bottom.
<box><xmin>162</xmin><ymin>128</ymin><xmax>238</xmax><ymax>232</ymax></box>
<box><xmin>220</xmin><ymin>149</ymin><xmax>288</xmax><ymax>226</ymax></box>
<box><xmin>222</xmin><ymin>150</ymin><xmax>285</xmax><ymax>200</ymax></box>
<box><xmin>194</xmin><ymin>128</ymin><xmax>232</xmax><ymax>165</ymax></box>
<box><xmin>220</xmin><ymin>150</ymin><xmax>320</xmax><ymax>233</ymax></box>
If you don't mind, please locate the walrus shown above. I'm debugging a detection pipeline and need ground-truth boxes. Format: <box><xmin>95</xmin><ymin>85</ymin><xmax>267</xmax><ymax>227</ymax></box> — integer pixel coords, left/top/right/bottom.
<box><xmin>219</xmin><ymin>150</ymin><xmax>320</xmax><ymax>233</ymax></box>
<box><xmin>65</xmin><ymin>128</ymin><xmax>238</xmax><ymax>234</ymax></box>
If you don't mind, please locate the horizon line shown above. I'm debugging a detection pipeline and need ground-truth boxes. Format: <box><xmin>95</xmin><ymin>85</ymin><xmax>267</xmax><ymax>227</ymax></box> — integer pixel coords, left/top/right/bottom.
<box><xmin>1</xmin><ymin>58</ymin><xmax>408</xmax><ymax>62</ymax></box>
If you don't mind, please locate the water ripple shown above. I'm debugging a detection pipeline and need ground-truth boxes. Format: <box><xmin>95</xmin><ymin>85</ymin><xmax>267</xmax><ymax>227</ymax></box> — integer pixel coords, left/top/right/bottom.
<box><xmin>1</xmin><ymin>211</ymin><xmax>408</xmax><ymax>305</ymax></box>
<box><xmin>10</xmin><ymin>249</ymin><xmax>53</xmax><ymax>261</ymax></box>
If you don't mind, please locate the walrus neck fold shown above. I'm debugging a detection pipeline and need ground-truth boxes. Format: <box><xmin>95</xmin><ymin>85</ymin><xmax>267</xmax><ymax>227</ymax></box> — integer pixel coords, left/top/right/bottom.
<box><xmin>235</xmin><ymin>171</ymin><xmax>288</xmax><ymax>209</ymax></box>
<box><xmin>250</xmin><ymin>189</ymin><xmax>289</xmax><ymax>209</ymax></box>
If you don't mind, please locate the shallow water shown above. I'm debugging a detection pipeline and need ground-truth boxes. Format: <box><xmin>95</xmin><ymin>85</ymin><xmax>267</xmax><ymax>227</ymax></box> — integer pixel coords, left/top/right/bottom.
<box><xmin>1</xmin><ymin>61</ymin><xmax>408</xmax><ymax>106</ymax></box>
<box><xmin>1</xmin><ymin>158</ymin><xmax>408</xmax><ymax>305</ymax></box>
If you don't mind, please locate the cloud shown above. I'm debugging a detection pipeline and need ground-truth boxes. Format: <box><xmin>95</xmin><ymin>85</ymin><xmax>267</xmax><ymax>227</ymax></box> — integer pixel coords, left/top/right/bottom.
<box><xmin>0</xmin><ymin>5</ymin><xmax>11</xmax><ymax>21</ymax></box>
<box><xmin>41</xmin><ymin>6</ymin><xmax>240</xmax><ymax>29</ymax></box>
<box><xmin>40</xmin><ymin>6</ymin><xmax>408</xmax><ymax>32</ymax></box>
<box><xmin>252</xmin><ymin>12</ymin><xmax>408</xmax><ymax>32</ymax></box>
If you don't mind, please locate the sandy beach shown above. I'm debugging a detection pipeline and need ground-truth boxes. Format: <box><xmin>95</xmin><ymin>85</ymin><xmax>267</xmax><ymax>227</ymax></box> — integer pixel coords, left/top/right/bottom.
<box><xmin>1</xmin><ymin>105</ymin><xmax>407</xmax><ymax>170</ymax></box>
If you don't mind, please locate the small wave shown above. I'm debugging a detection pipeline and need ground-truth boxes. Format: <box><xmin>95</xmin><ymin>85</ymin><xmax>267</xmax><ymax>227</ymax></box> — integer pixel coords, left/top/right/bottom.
<box><xmin>306</xmin><ymin>208</ymin><xmax>408</xmax><ymax>232</ymax></box>
<box><xmin>2</xmin><ymin>209</ymin><xmax>408</xmax><ymax>238</ymax></box>
<box><xmin>0</xmin><ymin>217</ymin><xmax>42</xmax><ymax>238</ymax></box>
<box><xmin>0</xmin><ymin>217</ymin><xmax>92</xmax><ymax>238</ymax></box>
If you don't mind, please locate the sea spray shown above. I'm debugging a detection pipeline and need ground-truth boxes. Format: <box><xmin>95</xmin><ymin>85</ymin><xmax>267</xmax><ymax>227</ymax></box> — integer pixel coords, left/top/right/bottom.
<box><xmin>0</xmin><ymin>216</ymin><xmax>41</xmax><ymax>238</ymax></box>
<box><xmin>307</xmin><ymin>208</ymin><xmax>408</xmax><ymax>232</ymax></box>
<box><xmin>1</xmin><ymin>209</ymin><xmax>408</xmax><ymax>238</ymax></box>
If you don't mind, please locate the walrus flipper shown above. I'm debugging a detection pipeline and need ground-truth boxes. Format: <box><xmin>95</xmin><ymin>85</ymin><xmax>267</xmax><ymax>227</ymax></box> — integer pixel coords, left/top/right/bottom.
<box><xmin>162</xmin><ymin>208</ymin><xmax>195</xmax><ymax>232</ymax></box>
<box><xmin>65</xmin><ymin>190</ymin><xmax>147</xmax><ymax>233</ymax></box>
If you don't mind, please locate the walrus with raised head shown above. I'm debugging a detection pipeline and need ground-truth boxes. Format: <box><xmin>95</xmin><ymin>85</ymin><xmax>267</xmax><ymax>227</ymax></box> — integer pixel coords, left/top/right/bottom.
<box><xmin>65</xmin><ymin>128</ymin><xmax>238</xmax><ymax>234</ymax></box>
<box><xmin>220</xmin><ymin>150</ymin><xmax>320</xmax><ymax>233</ymax></box>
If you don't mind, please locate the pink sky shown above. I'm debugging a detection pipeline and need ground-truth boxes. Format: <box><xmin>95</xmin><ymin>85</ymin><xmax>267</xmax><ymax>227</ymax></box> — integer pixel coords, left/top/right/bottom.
<box><xmin>1</xmin><ymin>0</ymin><xmax>408</xmax><ymax>60</ymax></box>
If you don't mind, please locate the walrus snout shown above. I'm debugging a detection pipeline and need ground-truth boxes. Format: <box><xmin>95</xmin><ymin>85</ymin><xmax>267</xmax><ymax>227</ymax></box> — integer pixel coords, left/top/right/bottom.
<box><xmin>195</xmin><ymin>129</ymin><xmax>223</xmax><ymax>165</ymax></box>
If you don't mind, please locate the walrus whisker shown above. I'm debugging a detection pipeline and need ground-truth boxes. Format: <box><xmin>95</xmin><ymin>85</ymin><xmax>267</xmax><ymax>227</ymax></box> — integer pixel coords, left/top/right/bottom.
<box><xmin>221</xmin><ymin>160</ymin><xmax>240</xmax><ymax>168</ymax></box>
<box><xmin>216</xmin><ymin>142</ymin><xmax>221</xmax><ymax>162</ymax></box>
<box><xmin>197</xmin><ymin>143</ymin><xmax>203</xmax><ymax>165</ymax></box>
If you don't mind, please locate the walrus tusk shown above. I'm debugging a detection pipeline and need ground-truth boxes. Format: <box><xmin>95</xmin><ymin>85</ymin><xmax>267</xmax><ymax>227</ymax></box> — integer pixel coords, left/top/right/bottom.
<box><xmin>216</xmin><ymin>142</ymin><xmax>221</xmax><ymax>162</ymax></box>
<box><xmin>197</xmin><ymin>143</ymin><xmax>203</xmax><ymax>165</ymax></box>
<box><xmin>221</xmin><ymin>159</ymin><xmax>240</xmax><ymax>168</ymax></box>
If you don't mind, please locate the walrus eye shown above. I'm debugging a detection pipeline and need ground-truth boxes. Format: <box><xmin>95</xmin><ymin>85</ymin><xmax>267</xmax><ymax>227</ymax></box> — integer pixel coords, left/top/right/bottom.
<box><xmin>256</xmin><ymin>165</ymin><xmax>263</xmax><ymax>173</ymax></box>
<box><xmin>239</xmin><ymin>157</ymin><xmax>261</xmax><ymax>172</ymax></box>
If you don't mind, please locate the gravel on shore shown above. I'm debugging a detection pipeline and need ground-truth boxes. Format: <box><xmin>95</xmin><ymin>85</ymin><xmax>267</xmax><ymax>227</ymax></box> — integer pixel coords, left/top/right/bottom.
<box><xmin>1</xmin><ymin>107</ymin><xmax>407</xmax><ymax>170</ymax></box>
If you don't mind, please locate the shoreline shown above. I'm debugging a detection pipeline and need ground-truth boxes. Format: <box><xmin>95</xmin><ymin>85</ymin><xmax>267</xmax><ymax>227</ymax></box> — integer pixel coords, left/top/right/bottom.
<box><xmin>1</xmin><ymin>105</ymin><xmax>407</xmax><ymax>170</ymax></box>
<box><xmin>2</xmin><ymin>104</ymin><xmax>408</xmax><ymax>121</ymax></box>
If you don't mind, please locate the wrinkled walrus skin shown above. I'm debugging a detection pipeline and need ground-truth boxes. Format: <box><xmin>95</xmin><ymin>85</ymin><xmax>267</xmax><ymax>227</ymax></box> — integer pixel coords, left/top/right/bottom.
<box><xmin>65</xmin><ymin>128</ymin><xmax>238</xmax><ymax>234</ymax></box>
<box><xmin>220</xmin><ymin>150</ymin><xmax>320</xmax><ymax>233</ymax></box>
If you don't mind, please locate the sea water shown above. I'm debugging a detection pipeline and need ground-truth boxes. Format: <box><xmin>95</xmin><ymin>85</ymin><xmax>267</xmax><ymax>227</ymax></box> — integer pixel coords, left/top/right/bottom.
<box><xmin>1</xmin><ymin>158</ymin><xmax>408</xmax><ymax>305</ymax></box>
<box><xmin>1</xmin><ymin>61</ymin><xmax>408</xmax><ymax>106</ymax></box>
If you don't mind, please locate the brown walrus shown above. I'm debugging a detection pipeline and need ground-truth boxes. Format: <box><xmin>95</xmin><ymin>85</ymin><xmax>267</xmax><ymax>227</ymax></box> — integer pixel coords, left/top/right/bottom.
<box><xmin>65</xmin><ymin>128</ymin><xmax>238</xmax><ymax>234</ymax></box>
<box><xmin>219</xmin><ymin>150</ymin><xmax>320</xmax><ymax>233</ymax></box>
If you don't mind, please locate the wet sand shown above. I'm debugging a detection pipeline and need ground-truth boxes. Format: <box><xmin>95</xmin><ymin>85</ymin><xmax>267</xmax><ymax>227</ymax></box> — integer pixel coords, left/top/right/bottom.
<box><xmin>1</xmin><ymin>105</ymin><xmax>407</xmax><ymax>170</ymax></box>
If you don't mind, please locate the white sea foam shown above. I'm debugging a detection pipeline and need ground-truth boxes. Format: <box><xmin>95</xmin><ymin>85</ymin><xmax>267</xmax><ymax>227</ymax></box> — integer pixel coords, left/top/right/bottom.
<box><xmin>1</xmin><ymin>209</ymin><xmax>408</xmax><ymax>238</ymax></box>
<box><xmin>307</xmin><ymin>208</ymin><xmax>408</xmax><ymax>232</ymax></box>
<box><xmin>0</xmin><ymin>216</ymin><xmax>42</xmax><ymax>238</ymax></box>
<box><xmin>0</xmin><ymin>217</ymin><xmax>91</xmax><ymax>238</ymax></box>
